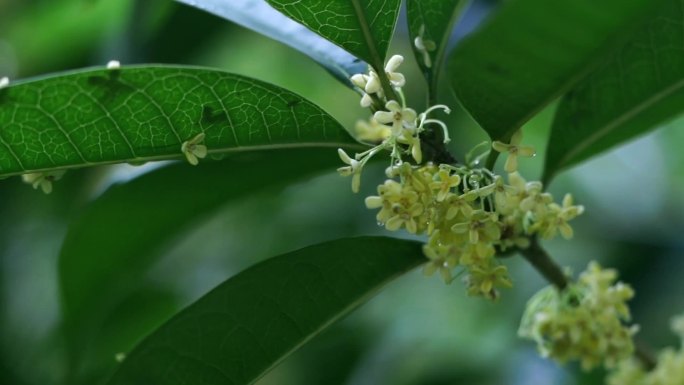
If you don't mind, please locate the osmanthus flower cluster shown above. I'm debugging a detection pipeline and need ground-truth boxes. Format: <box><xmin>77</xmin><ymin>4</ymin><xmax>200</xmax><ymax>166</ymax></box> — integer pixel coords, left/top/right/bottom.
<box><xmin>519</xmin><ymin>262</ymin><xmax>638</xmax><ymax>370</ymax></box>
<box><xmin>337</xmin><ymin>54</ymin><xmax>584</xmax><ymax>300</ymax></box>
<box><xmin>607</xmin><ymin>315</ymin><xmax>684</xmax><ymax>385</ymax></box>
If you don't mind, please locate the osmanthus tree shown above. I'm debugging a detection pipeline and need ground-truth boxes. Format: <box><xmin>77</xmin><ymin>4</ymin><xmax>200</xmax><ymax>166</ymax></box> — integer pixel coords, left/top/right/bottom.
<box><xmin>1</xmin><ymin>0</ymin><xmax>684</xmax><ymax>384</ymax></box>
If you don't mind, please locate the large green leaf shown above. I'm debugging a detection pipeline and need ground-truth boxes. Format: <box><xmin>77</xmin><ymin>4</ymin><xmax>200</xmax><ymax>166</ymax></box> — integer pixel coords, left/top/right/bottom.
<box><xmin>407</xmin><ymin>0</ymin><xmax>467</xmax><ymax>97</ymax></box>
<box><xmin>58</xmin><ymin>148</ymin><xmax>362</xmax><ymax>361</ymax></box>
<box><xmin>0</xmin><ymin>65</ymin><xmax>356</xmax><ymax>177</ymax></box>
<box><xmin>264</xmin><ymin>0</ymin><xmax>401</xmax><ymax>72</ymax></box>
<box><xmin>175</xmin><ymin>0</ymin><xmax>366</xmax><ymax>86</ymax></box>
<box><xmin>447</xmin><ymin>0</ymin><xmax>664</xmax><ymax>145</ymax></box>
<box><xmin>543</xmin><ymin>0</ymin><xmax>684</xmax><ymax>183</ymax></box>
<box><xmin>106</xmin><ymin>236</ymin><xmax>423</xmax><ymax>385</ymax></box>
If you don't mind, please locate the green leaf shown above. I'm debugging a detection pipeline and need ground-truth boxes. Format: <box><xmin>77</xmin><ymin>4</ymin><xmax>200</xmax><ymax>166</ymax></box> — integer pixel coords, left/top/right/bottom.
<box><xmin>0</xmin><ymin>0</ymin><xmax>132</xmax><ymax>76</ymax></box>
<box><xmin>175</xmin><ymin>0</ymin><xmax>366</xmax><ymax>86</ymax></box>
<box><xmin>447</xmin><ymin>0</ymin><xmax>664</xmax><ymax>144</ymax></box>
<box><xmin>0</xmin><ymin>65</ymin><xmax>357</xmax><ymax>177</ymax></box>
<box><xmin>407</xmin><ymin>0</ymin><xmax>467</xmax><ymax>96</ymax></box>
<box><xmin>106</xmin><ymin>236</ymin><xmax>423</xmax><ymax>385</ymax></box>
<box><xmin>543</xmin><ymin>0</ymin><xmax>684</xmax><ymax>183</ymax></box>
<box><xmin>59</xmin><ymin>149</ymin><xmax>360</xmax><ymax>357</ymax></box>
<box><xmin>76</xmin><ymin>287</ymin><xmax>179</xmax><ymax>385</ymax></box>
<box><xmin>264</xmin><ymin>0</ymin><xmax>401</xmax><ymax>71</ymax></box>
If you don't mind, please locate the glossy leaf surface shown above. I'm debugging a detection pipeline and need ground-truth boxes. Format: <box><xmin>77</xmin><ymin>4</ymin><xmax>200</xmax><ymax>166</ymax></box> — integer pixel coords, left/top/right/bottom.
<box><xmin>107</xmin><ymin>236</ymin><xmax>423</xmax><ymax>385</ymax></box>
<box><xmin>543</xmin><ymin>0</ymin><xmax>684</xmax><ymax>182</ymax></box>
<box><xmin>448</xmin><ymin>0</ymin><xmax>663</xmax><ymax>142</ymax></box>
<box><xmin>264</xmin><ymin>0</ymin><xmax>401</xmax><ymax>71</ymax></box>
<box><xmin>0</xmin><ymin>65</ymin><xmax>356</xmax><ymax>177</ymax></box>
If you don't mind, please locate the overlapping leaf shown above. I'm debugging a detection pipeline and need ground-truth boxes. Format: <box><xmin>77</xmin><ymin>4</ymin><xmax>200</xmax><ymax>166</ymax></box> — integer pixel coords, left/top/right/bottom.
<box><xmin>447</xmin><ymin>0</ymin><xmax>664</xmax><ymax>145</ymax></box>
<box><xmin>0</xmin><ymin>65</ymin><xmax>356</xmax><ymax>177</ymax></box>
<box><xmin>264</xmin><ymin>0</ymin><xmax>401</xmax><ymax>71</ymax></box>
<box><xmin>543</xmin><ymin>0</ymin><xmax>684</xmax><ymax>182</ymax></box>
<box><xmin>106</xmin><ymin>237</ymin><xmax>424</xmax><ymax>385</ymax></box>
<box><xmin>59</xmin><ymin>148</ymin><xmax>362</xmax><ymax>367</ymax></box>
<box><xmin>174</xmin><ymin>0</ymin><xmax>366</xmax><ymax>85</ymax></box>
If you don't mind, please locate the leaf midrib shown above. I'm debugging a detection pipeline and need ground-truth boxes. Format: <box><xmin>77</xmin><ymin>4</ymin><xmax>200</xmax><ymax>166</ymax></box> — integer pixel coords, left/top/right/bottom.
<box><xmin>350</xmin><ymin>0</ymin><xmax>401</xmax><ymax>102</ymax></box>
<box><xmin>247</xmin><ymin>259</ymin><xmax>423</xmax><ymax>384</ymax></box>
<box><xmin>350</xmin><ymin>0</ymin><xmax>384</xmax><ymax>71</ymax></box>
<box><xmin>0</xmin><ymin>141</ymin><xmax>366</xmax><ymax>178</ymax></box>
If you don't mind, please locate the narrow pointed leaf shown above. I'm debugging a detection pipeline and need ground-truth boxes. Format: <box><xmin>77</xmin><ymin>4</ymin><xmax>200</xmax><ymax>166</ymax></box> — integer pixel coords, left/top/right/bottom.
<box><xmin>447</xmin><ymin>0</ymin><xmax>665</xmax><ymax>143</ymax></box>
<box><xmin>59</xmin><ymin>148</ymin><xmax>360</xmax><ymax>359</ymax></box>
<box><xmin>0</xmin><ymin>65</ymin><xmax>357</xmax><ymax>177</ymax></box>
<box><xmin>106</xmin><ymin>236</ymin><xmax>423</xmax><ymax>385</ymax></box>
<box><xmin>264</xmin><ymin>0</ymin><xmax>401</xmax><ymax>71</ymax></box>
<box><xmin>543</xmin><ymin>0</ymin><xmax>684</xmax><ymax>183</ymax></box>
<box><xmin>407</xmin><ymin>0</ymin><xmax>467</xmax><ymax>88</ymax></box>
<box><xmin>174</xmin><ymin>0</ymin><xmax>366</xmax><ymax>86</ymax></box>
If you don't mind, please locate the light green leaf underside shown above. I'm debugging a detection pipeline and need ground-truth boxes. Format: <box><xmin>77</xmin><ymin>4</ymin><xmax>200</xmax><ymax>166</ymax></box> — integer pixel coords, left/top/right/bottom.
<box><xmin>543</xmin><ymin>0</ymin><xmax>684</xmax><ymax>183</ymax></box>
<box><xmin>59</xmin><ymin>149</ymin><xmax>358</xmax><ymax>363</ymax></box>
<box><xmin>447</xmin><ymin>0</ymin><xmax>665</xmax><ymax>143</ymax></box>
<box><xmin>407</xmin><ymin>0</ymin><xmax>465</xmax><ymax>85</ymax></box>
<box><xmin>0</xmin><ymin>65</ymin><xmax>358</xmax><ymax>177</ymax></box>
<box><xmin>175</xmin><ymin>0</ymin><xmax>367</xmax><ymax>87</ymax></box>
<box><xmin>106</xmin><ymin>236</ymin><xmax>423</xmax><ymax>385</ymax></box>
<box><xmin>264</xmin><ymin>0</ymin><xmax>401</xmax><ymax>69</ymax></box>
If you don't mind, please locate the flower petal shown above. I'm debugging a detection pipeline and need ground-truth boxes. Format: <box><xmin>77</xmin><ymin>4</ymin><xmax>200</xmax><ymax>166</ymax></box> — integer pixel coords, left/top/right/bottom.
<box><xmin>373</xmin><ymin>110</ymin><xmax>394</xmax><ymax>124</ymax></box>
<box><xmin>385</xmin><ymin>54</ymin><xmax>404</xmax><ymax>72</ymax></box>
<box><xmin>504</xmin><ymin>154</ymin><xmax>518</xmax><ymax>173</ymax></box>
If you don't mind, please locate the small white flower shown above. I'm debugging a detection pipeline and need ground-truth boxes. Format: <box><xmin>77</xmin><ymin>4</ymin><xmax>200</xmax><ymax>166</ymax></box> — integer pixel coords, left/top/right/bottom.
<box><xmin>364</xmin><ymin>70</ymin><xmax>382</xmax><ymax>94</ymax></box>
<box><xmin>350</xmin><ymin>74</ymin><xmax>367</xmax><ymax>89</ymax></box>
<box><xmin>22</xmin><ymin>170</ymin><xmax>66</xmax><ymax>194</ymax></box>
<box><xmin>492</xmin><ymin>129</ymin><xmax>536</xmax><ymax>173</ymax></box>
<box><xmin>414</xmin><ymin>26</ymin><xmax>436</xmax><ymax>68</ymax></box>
<box><xmin>350</xmin><ymin>73</ymin><xmax>381</xmax><ymax>108</ymax></box>
<box><xmin>337</xmin><ymin>148</ymin><xmax>363</xmax><ymax>192</ymax></box>
<box><xmin>106</xmin><ymin>60</ymin><xmax>121</xmax><ymax>70</ymax></box>
<box><xmin>384</xmin><ymin>55</ymin><xmax>406</xmax><ymax>87</ymax></box>
<box><xmin>181</xmin><ymin>133</ymin><xmax>208</xmax><ymax>166</ymax></box>
<box><xmin>373</xmin><ymin>100</ymin><xmax>417</xmax><ymax>134</ymax></box>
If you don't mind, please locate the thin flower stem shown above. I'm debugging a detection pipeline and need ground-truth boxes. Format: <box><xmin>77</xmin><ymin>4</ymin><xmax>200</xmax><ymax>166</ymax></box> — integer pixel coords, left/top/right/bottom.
<box><xmin>519</xmin><ymin>238</ymin><xmax>568</xmax><ymax>290</ymax></box>
<box><xmin>635</xmin><ymin>340</ymin><xmax>658</xmax><ymax>371</ymax></box>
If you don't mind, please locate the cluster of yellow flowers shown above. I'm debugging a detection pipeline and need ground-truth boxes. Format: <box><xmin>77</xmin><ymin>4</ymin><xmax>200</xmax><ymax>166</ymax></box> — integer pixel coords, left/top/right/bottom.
<box><xmin>607</xmin><ymin>315</ymin><xmax>684</xmax><ymax>385</ymax></box>
<box><xmin>339</xmin><ymin>54</ymin><xmax>584</xmax><ymax>300</ymax></box>
<box><xmin>364</xmin><ymin>164</ymin><xmax>584</xmax><ymax>299</ymax></box>
<box><xmin>519</xmin><ymin>262</ymin><xmax>638</xmax><ymax>370</ymax></box>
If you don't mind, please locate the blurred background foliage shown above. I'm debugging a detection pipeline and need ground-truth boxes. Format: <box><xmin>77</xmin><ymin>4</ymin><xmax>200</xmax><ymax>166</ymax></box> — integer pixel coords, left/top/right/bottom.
<box><xmin>0</xmin><ymin>0</ymin><xmax>683</xmax><ymax>384</ymax></box>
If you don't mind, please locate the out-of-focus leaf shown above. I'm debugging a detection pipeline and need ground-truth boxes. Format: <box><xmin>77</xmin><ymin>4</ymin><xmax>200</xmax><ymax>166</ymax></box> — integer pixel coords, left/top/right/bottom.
<box><xmin>0</xmin><ymin>65</ymin><xmax>356</xmax><ymax>177</ymax></box>
<box><xmin>106</xmin><ymin>237</ymin><xmax>423</xmax><ymax>385</ymax></box>
<box><xmin>0</xmin><ymin>0</ymin><xmax>133</xmax><ymax>76</ymax></box>
<box><xmin>407</xmin><ymin>0</ymin><xmax>467</xmax><ymax>93</ymax></box>
<box><xmin>447</xmin><ymin>0</ymin><xmax>664</xmax><ymax>145</ymax></box>
<box><xmin>543</xmin><ymin>0</ymin><xmax>684</xmax><ymax>183</ymax></box>
<box><xmin>74</xmin><ymin>287</ymin><xmax>179</xmax><ymax>385</ymax></box>
<box><xmin>264</xmin><ymin>0</ymin><xmax>401</xmax><ymax>72</ymax></box>
<box><xmin>174</xmin><ymin>0</ymin><xmax>366</xmax><ymax>86</ymax></box>
<box><xmin>59</xmin><ymin>148</ymin><xmax>363</xmax><ymax>360</ymax></box>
